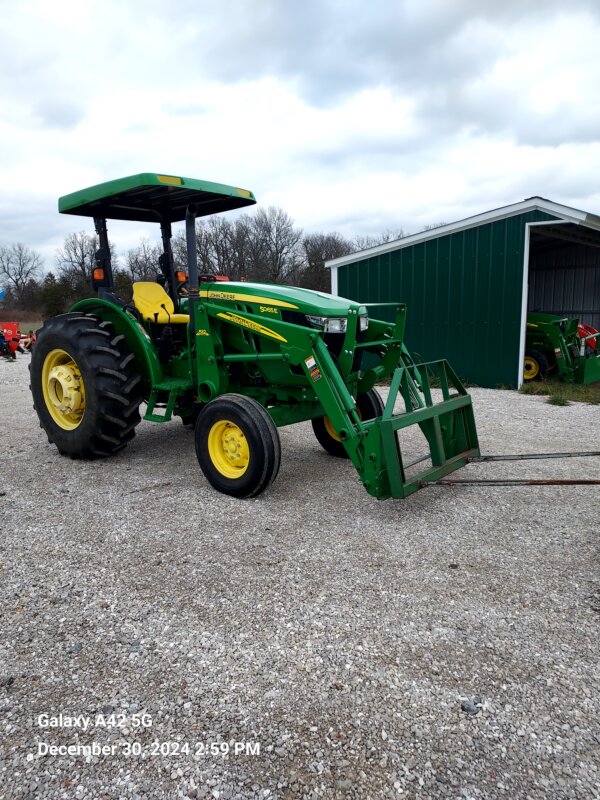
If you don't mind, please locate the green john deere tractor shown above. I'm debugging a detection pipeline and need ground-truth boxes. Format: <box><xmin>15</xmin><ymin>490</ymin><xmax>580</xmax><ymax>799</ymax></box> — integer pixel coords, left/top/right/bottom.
<box><xmin>30</xmin><ymin>172</ymin><xmax>479</xmax><ymax>499</ymax></box>
<box><xmin>524</xmin><ymin>312</ymin><xmax>600</xmax><ymax>384</ymax></box>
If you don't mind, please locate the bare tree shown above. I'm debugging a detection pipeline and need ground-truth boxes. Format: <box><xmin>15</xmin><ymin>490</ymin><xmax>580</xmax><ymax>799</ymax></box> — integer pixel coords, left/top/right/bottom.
<box><xmin>248</xmin><ymin>207</ymin><xmax>303</xmax><ymax>284</ymax></box>
<box><xmin>172</xmin><ymin>209</ymin><xmax>303</xmax><ymax>284</ymax></box>
<box><xmin>206</xmin><ymin>217</ymin><xmax>231</xmax><ymax>274</ymax></box>
<box><xmin>203</xmin><ymin>216</ymin><xmax>256</xmax><ymax>280</ymax></box>
<box><xmin>55</xmin><ymin>232</ymin><xmax>98</xmax><ymax>292</ymax></box>
<box><xmin>301</xmin><ymin>232</ymin><xmax>354</xmax><ymax>292</ymax></box>
<box><xmin>353</xmin><ymin>229</ymin><xmax>405</xmax><ymax>251</ymax></box>
<box><xmin>421</xmin><ymin>221</ymin><xmax>448</xmax><ymax>231</ymax></box>
<box><xmin>171</xmin><ymin>229</ymin><xmax>188</xmax><ymax>272</ymax></box>
<box><xmin>172</xmin><ymin>221</ymin><xmax>235</xmax><ymax>276</ymax></box>
<box><xmin>194</xmin><ymin>217</ymin><xmax>233</xmax><ymax>275</ymax></box>
<box><xmin>56</xmin><ymin>231</ymin><xmax>119</xmax><ymax>297</ymax></box>
<box><xmin>193</xmin><ymin>221</ymin><xmax>214</xmax><ymax>273</ymax></box>
<box><xmin>239</xmin><ymin>215</ymin><xmax>268</xmax><ymax>282</ymax></box>
<box><xmin>125</xmin><ymin>238</ymin><xmax>161</xmax><ymax>282</ymax></box>
<box><xmin>0</xmin><ymin>243</ymin><xmax>43</xmax><ymax>307</ymax></box>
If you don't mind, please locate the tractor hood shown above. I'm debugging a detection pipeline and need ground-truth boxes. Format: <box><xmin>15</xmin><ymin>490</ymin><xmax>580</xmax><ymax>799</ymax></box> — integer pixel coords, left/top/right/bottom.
<box><xmin>200</xmin><ymin>282</ymin><xmax>367</xmax><ymax>317</ymax></box>
<box><xmin>527</xmin><ymin>311</ymin><xmax>572</xmax><ymax>326</ymax></box>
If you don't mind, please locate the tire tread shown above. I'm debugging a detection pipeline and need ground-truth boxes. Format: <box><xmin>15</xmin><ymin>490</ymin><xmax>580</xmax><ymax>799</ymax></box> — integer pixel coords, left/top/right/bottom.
<box><xmin>30</xmin><ymin>313</ymin><xmax>143</xmax><ymax>459</ymax></box>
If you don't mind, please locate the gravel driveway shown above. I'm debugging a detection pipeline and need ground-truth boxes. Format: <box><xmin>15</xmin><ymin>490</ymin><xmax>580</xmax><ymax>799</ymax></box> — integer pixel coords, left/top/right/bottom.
<box><xmin>1</xmin><ymin>354</ymin><xmax>599</xmax><ymax>799</ymax></box>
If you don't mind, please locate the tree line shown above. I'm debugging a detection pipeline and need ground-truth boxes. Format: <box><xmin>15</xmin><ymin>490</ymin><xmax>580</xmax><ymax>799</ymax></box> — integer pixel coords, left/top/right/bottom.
<box><xmin>0</xmin><ymin>206</ymin><xmax>405</xmax><ymax>317</ymax></box>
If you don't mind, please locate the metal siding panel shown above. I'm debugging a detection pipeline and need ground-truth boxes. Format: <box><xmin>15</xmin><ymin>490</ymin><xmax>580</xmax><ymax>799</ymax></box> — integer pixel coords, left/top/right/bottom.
<box><xmin>528</xmin><ymin>242</ymin><xmax>600</xmax><ymax>329</ymax></box>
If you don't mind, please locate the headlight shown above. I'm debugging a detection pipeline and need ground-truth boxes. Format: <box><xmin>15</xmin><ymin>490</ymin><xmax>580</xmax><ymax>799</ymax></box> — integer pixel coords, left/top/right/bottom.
<box><xmin>306</xmin><ymin>315</ymin><xmax>348</xmax><ymax>333</ymax></box>
<box><xmin>305</xmin><ymin>315</ymin><xmax>326</xmax><ymax>329</ymax></box>
<box><xmin>325</xmin><ymin>317</ymin><xmax>347</xmax><ymax>334</ymax></box>
<box><xmin>359</xmin><ymin>314</ymin><xmax>369</xmax><ymax>331</ymax></box>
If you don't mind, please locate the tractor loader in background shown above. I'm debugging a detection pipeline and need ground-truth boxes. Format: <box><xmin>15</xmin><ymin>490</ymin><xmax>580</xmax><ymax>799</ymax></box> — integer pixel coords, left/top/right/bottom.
<box><xmin>524</xmin><ymin>312</ymin><xmax>600</xmax><ymax>384</ymax></box>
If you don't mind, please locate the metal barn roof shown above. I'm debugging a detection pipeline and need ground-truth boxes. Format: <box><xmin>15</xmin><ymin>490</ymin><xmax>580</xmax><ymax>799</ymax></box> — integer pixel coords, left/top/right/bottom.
<box><xmin>326</xmin><ymin>197</ymin><xmax>600</xmax><ymax>269</ymax></box>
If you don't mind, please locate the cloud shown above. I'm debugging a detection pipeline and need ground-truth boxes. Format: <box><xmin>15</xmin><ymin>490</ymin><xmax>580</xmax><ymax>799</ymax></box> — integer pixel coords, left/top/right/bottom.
<box><xmin>1</xmin><ymin>0</ymin><xmax>600</xmax><ymax>266</ymax></box>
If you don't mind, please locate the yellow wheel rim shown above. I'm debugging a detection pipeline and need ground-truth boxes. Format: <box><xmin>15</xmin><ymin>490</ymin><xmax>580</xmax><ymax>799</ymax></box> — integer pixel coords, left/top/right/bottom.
<box><xmin>41</xmin><ymin>348</ymin><xmax>86</xmax><ymax>430</ymax></box>
<box><xmin>323</xmin><ymin>405</ymin><xmax>364</xmax><ymax>442</ymax></box>
<box><xmin>523</xmin><ymin>357</ymin><xmax>539</xmax><ymax>381</ymax></box>
<box><xmin>324</xmin><ymin>415</ymin><xmax>341</xmax><ymax>442</ymax></box>
<box><xmin>207</xmin><ymin>419</ymin><xmax>249</xmax><ymax>478</ymax></box>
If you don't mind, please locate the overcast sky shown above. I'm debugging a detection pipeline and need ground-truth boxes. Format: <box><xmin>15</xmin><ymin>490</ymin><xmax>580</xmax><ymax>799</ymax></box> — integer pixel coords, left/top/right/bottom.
<box><xmin>1</xmin><ymin>0</ymin><xmax>600</xmax><ymax>268</ymax></box>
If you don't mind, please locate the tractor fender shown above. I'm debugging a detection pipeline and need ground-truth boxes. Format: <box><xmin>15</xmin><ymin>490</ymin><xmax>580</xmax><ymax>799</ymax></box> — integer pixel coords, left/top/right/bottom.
<box><xmin>70</xmin><ymin>298</ymin><xmax>163</xmax><ymax>388</ymax></box>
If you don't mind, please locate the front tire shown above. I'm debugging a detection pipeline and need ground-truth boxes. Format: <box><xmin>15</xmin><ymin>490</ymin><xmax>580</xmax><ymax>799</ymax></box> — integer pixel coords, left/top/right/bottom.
<box><xmin>195</xmin><ymin>394</ymin><xmax>281</xmax><ymax>498</ymax></box>
<box><xmin>312</xmin><ymin>388</ymin><xmax>385</xmax><ymax>458</ymax></box>
<box><xmin>523</xmin><ymin>350</ymin><xmax>549</xmax><ymax>382</ymax></box>
<box><xmin>30</xmin><ymin>314</ymin><xmax>143</xmax><ymax>458</ymax></box>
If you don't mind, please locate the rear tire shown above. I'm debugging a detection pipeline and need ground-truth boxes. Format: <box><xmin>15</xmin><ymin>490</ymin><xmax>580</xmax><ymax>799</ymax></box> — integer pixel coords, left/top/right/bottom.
<box><xmin>312</xmin><ymin>388</ymin><xmax>384</xmax><ymax>458</ymax></box>
<box><xmin>30</xmin><ymin>314</ymin><xmax>143</xmax><ymax>458</ymax></box>
<box><xmin>523</xmin><ymin>350</ymin><xmax>549</xmax><ymax>382</ymax></box>
<box><xmin>195</xmin><ymin>394</ymin><xmax>281</xmax><ymax>498</ymax></box>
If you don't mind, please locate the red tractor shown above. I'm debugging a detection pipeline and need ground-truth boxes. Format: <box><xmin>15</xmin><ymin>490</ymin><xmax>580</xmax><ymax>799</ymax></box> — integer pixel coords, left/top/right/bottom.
<box><xmin>0</xmin><ymin>322</ymin><xmax>25</xmax><ymax>361</ymax></box>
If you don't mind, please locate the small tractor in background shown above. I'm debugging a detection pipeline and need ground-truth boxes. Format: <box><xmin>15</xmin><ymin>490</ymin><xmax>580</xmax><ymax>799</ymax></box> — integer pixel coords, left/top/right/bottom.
<box><xmin>29</xmin><ymin>172</ymin><xmax>479</xmax><ymax>499</ymax></box>
<box><xmin>524</xmin><ymin>312</ymin><xmax>600</xmax><ymax>384</ymax></box>
<box><xmin>1</xmin><ymin>322</ymin><xmax>25</xmax><ymax>361</ymax></box>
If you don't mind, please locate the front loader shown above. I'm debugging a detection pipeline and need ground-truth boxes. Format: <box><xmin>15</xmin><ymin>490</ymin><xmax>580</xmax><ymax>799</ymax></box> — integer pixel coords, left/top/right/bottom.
<box><xmin>524</xmin><ymin>312</ymin><xmax>600</xmax><ymax>384</ymax></box>
<box><xmin>30</xmin><ymin>172</ymin><xmax>479</xmax><ymax>499</ymax></box>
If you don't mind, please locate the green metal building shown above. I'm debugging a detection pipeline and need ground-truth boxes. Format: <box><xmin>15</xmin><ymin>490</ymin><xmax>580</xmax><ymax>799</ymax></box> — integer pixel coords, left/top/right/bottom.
<box><xmin>326</xmin><ymin>197</ymin><xmax>600</xmax><ymax>388</ymax></box>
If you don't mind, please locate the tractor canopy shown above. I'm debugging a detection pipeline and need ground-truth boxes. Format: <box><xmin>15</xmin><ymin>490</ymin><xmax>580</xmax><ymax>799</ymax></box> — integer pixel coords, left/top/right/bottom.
<box><xmin>58</xmin><ymin>173</ymin><xmax>256</xmax><ymax>223</ymax></box>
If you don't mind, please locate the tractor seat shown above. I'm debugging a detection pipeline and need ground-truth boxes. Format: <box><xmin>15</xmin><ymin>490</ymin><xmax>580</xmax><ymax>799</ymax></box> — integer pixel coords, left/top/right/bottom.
<box><xmin>132</xmin><ymin>282</ymin><xmax>190</xmax><ymax>324</ymax></box>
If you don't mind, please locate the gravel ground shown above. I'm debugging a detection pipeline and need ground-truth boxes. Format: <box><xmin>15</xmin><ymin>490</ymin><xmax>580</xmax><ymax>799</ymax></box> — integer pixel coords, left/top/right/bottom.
<box><xmin>0</xmin><ymin>353</ymin><xmax>599</xmax><ymax>800</ymax></box>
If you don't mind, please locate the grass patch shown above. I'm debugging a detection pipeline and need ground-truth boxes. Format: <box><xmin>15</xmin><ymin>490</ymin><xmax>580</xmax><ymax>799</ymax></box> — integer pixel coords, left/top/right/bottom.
<box><xmin>17</xmin><ymin>320</ymin><xmax>44</xmax><ymax>334</ymax></box>
<box><xmin>519</xmin><ymin>382</ymin><xmax>553</xmax><ymax>397</ymax></box>
<box><xmin>546</xmin><ymin>395</ymin><xmax>570</xmax><ymax>406</ymax></box>
<box><xmin>0</xmin><ymin>309</ymin><xmax>44</xmax><ymax>327</ymax></box>
<box><xmin>520</xmin><ymin>380</ymin><xmax>600</xmax><ymax>405</ymax></box>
